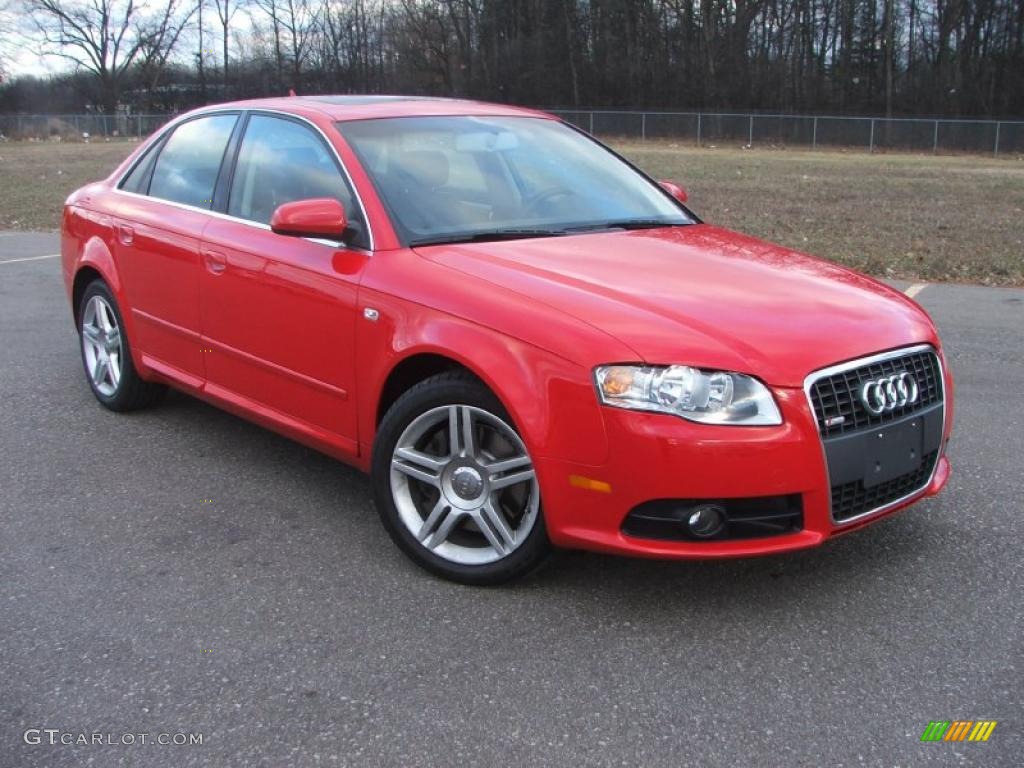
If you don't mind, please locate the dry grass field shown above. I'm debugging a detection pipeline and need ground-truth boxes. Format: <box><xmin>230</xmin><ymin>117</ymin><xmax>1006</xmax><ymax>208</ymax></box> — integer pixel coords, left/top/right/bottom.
<box><xmin>1</xmin><ymin>138</ymin><xmax>1021</xmax><ymax>284</ymax></box>
<box><xmin>0</xmin><ymin>140</ymin><xmax>141</xmax><ymax>231</ymax></box>
<box><xmin>621</xmin><ymin>141</ymin><xmax>1024</xmax><ymax>286</ymax></box>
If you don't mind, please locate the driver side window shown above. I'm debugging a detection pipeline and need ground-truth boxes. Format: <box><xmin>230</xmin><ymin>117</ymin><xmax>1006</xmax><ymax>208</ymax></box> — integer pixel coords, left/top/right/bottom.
<box><xmin>228</xmin><ymin>115</ymin><xmax>365</xmax><ymax>247</ymax></box>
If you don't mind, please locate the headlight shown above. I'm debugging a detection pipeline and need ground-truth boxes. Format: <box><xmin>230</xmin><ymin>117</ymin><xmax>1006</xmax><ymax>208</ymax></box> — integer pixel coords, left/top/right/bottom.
<box><xmin>594</xmin><ymin>365</ymin><xmax>782</xmax><ymax>425</ymax></box>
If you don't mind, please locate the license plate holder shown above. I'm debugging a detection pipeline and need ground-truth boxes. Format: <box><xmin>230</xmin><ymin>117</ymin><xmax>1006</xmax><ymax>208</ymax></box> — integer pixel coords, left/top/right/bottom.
<box><xmin>862</xmin><ymin>418</ymin><xmax>925</xmax><ymax>488</ymax></box>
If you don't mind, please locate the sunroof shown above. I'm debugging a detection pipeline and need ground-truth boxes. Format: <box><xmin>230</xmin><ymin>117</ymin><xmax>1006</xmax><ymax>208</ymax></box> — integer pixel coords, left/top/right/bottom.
<box><xmin>301</xmin><ymin>95</ymin><xmax>439</xmax><ymax>105</ymax></box>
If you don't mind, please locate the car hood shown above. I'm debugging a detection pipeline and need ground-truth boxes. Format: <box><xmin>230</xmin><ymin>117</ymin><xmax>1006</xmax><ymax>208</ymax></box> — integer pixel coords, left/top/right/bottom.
<box><xmin>414</xmin><ymin>224</ymin><xmax>936</xmax><ymax>387</ymax></box>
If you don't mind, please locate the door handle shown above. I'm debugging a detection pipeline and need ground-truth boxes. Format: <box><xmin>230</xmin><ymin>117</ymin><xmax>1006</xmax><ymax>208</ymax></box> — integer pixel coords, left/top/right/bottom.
<box><xmin>116</xmin><ymin>224</ymin><xmax>134</xmax><ymax>246</ymax></box>
<box><xmin>203</xmin><ymin>249</ymin><xmax>227</xmax><ymax>275</ymax></box>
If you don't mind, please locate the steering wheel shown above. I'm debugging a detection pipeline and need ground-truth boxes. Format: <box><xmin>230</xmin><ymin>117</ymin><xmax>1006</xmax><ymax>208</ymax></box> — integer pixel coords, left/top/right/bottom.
<box><xmin>523</xmin><ymin>186</ymin><xmax>574</xmax><ymax>215</ymax></box>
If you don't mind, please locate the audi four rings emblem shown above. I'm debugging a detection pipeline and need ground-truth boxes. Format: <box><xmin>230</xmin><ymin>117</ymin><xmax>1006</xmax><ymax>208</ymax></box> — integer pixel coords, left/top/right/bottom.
<box><xmin>860</xmin><ymin>372</ymin><xmax>920</xmax><ymax>414</ymax></box>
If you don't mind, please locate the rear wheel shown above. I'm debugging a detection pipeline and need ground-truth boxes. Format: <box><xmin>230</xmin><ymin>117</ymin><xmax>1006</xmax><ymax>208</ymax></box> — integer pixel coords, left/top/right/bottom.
<box><xmin>372</xmin><ymin>372</ymin><xmax>550</xmax><ymax>585</ymax></box>
<box><xmin>78</xmin><ymin>280</ymin><xmax>166</xmax><ymax>411</ymax></box>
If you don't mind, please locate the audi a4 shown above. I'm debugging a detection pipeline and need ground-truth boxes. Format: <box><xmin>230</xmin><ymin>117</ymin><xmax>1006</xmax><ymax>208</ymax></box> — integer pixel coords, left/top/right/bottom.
<box><xmin>61</xmin><ymin>96</ymin><xmax>953</xmax><ymax>584</ymax></box>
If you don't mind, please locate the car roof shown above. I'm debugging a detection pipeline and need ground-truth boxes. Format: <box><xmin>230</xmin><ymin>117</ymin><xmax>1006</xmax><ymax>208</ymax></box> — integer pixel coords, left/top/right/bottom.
<box><xmin>204</xmin><ymin>95</ymin><xmax>553</xmax><ymax>122</ymax></box>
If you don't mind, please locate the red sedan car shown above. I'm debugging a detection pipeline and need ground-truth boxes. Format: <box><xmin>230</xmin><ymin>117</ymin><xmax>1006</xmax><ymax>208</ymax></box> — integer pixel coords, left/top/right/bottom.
<box><xmin>62</xmin><ymin>96</ymin><xmax>952</xmax><ymax>584</ymax></box>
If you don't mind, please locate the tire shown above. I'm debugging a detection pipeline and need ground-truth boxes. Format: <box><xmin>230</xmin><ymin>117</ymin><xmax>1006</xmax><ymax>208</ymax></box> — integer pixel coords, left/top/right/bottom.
<box><xmin>77</xmin><ymin>279</ymin><xmax>166</xmax><ymax>412</ymax></box>
<box><xmin>372</xmin><ymin>371</ymin><xmax>551</xmax><ymax>585</ymax></box>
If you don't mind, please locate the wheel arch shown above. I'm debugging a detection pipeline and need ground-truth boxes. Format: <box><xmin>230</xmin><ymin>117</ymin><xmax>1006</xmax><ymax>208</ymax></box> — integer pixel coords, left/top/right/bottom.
<box><xmin>72</xmin><ymin>236</ymin><xmax>124</xmax><ymax>318</ymax></box>
<box><xmin>361</xmin><ymin>320</ymin><xmax>609</xmax><ymax>467</ymax></box>
<box><xmin>71</xmin><ymin>265</ymin><xmax>105</xmax><ymax>328</ymax></box>
<box><xmin>71</xmin><ymin>238</ymin><xmax>149</xmax><ymax>377</ymax></box>
<box><xmin>375</xmin><ymin>353</ymin><xmax>474</xmax><ymax>426</ymax></box>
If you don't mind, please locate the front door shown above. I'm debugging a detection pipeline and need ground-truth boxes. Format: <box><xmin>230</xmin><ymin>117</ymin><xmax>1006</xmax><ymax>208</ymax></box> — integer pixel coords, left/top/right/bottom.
<box><xmin>199</xmin><ymin>114</ymin><xmax>370</xmax><ymax>450</ymax></box>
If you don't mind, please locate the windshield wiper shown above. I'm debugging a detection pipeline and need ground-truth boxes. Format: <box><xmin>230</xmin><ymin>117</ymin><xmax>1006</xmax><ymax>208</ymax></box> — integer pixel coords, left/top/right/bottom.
<box><xmin>565</xmin><ymin>219</ymin><xmax>678</xmax><ymax>233</ymax></box>
<box><xmin>410</xmin><ymin>229</ymin><xmax>568</xmax><ymax>247</ymax></box>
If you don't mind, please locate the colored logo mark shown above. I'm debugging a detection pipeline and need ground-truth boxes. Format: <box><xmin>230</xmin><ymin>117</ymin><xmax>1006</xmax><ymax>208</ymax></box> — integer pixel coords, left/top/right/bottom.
<box><xmin>920</xmin><ymin>720</ymin><xmax>997</xmax><ymax>742</ymax></box>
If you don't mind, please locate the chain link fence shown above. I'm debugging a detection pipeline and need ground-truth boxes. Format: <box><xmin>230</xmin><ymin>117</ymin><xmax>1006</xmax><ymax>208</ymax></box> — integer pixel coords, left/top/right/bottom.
<box><xmin>0</xmin><ymin>114</ymin><xmax>171</xmax><ymax>141</ymax></box>
<box><xmin>549</xmin><ymin>110</ymin><xmax>1024</xmax><ymax>155</ymax></box>
<box><xmin>2</xmin><ymin>110</ymin><xmax>1021</xmax><ymax>155</ymax></box>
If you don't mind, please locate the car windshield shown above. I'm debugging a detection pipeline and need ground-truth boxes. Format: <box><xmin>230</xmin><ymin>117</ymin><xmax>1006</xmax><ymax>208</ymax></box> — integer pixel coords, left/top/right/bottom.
<box><xmin>336</xmin><ymin>116</ymin><xmax>693</xmax><ymax>246</ymax></box>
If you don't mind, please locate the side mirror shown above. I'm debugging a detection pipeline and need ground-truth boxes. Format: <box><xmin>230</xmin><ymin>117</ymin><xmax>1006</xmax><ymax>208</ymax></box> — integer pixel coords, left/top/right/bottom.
<box><xmin>659</xmin><ymin>180</ymin><xmax>688</xmax><ymax>204</ymax></box>
<box><xmin>270</xmin><ymin>198</ymin><xmax>348</xmax><ymax>238</ymax></box>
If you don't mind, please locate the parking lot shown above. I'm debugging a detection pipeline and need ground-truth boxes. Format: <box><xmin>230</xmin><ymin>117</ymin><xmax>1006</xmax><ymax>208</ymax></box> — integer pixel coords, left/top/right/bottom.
<box><xmin>1</xmin><ymin>232</ymin><xmax>1021</xmax><ymax>766</ymax></box>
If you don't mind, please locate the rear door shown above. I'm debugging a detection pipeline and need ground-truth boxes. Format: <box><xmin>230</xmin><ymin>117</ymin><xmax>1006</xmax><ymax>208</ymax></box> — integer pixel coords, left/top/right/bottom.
<box><xmin>115</xmin><ymin>113</ymin><xmax>239</xmax><ymax>386</ymax></box>
<box><xmin>198</xmin><ymin>113</ymin><xmax>370</xmax><ymax>450</ymax></box>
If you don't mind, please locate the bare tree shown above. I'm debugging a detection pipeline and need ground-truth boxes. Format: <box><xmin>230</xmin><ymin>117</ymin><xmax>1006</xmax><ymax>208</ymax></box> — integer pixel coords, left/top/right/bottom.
<box><xmin>281</xmin><ymin>0</ymin><xmax>319</xmax><ymax>89</ymax></box>
<box><xmin>8</xmin><ymin>0</ymin><xmax>1024</xmax><ymax>119</ymax></box>
<box><xmin>196</xmin><ymin>0</ymin><xmax>208</xmax><ymax>100</ymax></box>
<box><xmin>396</xmin><ymin>0</ymin><xmax>455</xmax><ymax>93</ymax></box>
<box><xmin>211</xmin><ymin>0</ymin><xmax>238</xmax><ymax>87</ymax></box>
<box><xmin>251</xmin><ymin>0</ymin><xmax>287</xmax><ymax>87</ymax></box>
<box><xmin>24</xmin><ymin>0</ymin><xmax>188</xmax><ymax>112</ymax></box>
<box><xmin>319</xmin><ymin>0</ymin><xmax>380</xmax><ymax>90</ymax></box>
<box><xmin>0</xmin><ymin>0</ymin><xmax>15</xmax><ymax>83</ymax></box>
<box><xmin>136</xmin><ymin>0</ymin><xmax>198</xmax><ymax>92</ymax></box>
<box><xmin>251</xmin><ymin>0</ymin><xmax>318</xmax><ymax>90</ymax></box>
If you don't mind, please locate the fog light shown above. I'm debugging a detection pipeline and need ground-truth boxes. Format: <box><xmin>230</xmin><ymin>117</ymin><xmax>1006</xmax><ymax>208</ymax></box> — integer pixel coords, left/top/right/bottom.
<box><xmin>686</xmin><ymin>504</ymin><xmax>726</xmax><ymax>538</ymax></box>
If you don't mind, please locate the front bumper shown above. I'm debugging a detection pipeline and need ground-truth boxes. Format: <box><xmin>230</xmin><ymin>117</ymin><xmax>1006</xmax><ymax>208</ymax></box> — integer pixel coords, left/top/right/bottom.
<box><xmin>537</xmin><ymin>380</ymin><xmax>952</xmax><ymax>559</ymax></box>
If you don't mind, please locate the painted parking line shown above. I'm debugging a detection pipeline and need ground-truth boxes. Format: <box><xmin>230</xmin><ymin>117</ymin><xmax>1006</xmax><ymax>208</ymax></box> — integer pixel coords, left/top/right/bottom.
<box><xmin>904</xmin><ymin>283</ymin><xmax>928</xmax><ymax>298</ymax></box>
<box><xmin>0</xmin><ymin>253</ymin><xmax>60</xmax><ymax>265</ymax></box>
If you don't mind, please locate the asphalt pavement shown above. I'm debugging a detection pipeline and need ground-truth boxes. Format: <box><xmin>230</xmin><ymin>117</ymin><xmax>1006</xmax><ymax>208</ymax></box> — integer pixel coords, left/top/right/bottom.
<box><xmin>1</xmin><ymin>232</ymin><xmax>1021</xmax><ymax>767</ymax></box>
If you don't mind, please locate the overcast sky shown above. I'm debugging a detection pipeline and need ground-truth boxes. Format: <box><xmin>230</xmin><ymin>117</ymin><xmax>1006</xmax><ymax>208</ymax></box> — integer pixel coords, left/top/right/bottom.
<box><xmin>2</xmin><ymin>2</ymin><xmax>252</xmax><ymax>80</ymax></box>
<box><xmin>8</xmin><ymin>50</ymin><xmax>65</xmax><ymax>78</ymax></box>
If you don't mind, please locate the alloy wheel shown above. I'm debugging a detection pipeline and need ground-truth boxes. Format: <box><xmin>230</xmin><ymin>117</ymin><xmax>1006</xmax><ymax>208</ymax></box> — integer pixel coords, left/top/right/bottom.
<box><xmin>389</xmin><ymin>404</ymin><xmax>539</xmax><ymax>565</ymax></box>
<box><xmin>81</xmin><ymin>295</ymin><xmax>123</xmax><ymax>397</ymax></box>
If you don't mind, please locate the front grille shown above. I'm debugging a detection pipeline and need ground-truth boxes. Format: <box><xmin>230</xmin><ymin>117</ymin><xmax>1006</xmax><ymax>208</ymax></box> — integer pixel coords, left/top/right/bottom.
<box><xmin>810</xmin><ymin>349</ymin><xmax>942</xmax><ymax>438</ymax></box>
<box><xmin>808</xmin><ymin>346</ymin><xmax>946</xmax><ymax>524</ymax></box>
<box><xmin>830</xmin><ymin>451</ymin><xmax>939</xmax><ymax>522</ymax></box>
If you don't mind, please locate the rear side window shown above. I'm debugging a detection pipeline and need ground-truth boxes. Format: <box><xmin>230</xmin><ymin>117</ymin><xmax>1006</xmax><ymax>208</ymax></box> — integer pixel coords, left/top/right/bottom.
<box><xmin>148</xmin><ymin>115</ymin><xmax>237</xmax><ymax>209</ymax></box>
<box><xmin>227</xmin><ymin>114</ymin><xmax>363</xmax><ymax>246</ymax></box>
<box><xmin>119</xmin><ymin>143</ymin><xmax>159</xmax><ymax>193</ymax></box>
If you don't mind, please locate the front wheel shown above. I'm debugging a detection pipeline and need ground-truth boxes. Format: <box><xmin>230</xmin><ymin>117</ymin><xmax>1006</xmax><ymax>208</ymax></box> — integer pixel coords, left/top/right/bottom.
<box><xmin>372</xmin><ymin>372</ymin><xmax>550</xmax><ymax>585</ymax></box>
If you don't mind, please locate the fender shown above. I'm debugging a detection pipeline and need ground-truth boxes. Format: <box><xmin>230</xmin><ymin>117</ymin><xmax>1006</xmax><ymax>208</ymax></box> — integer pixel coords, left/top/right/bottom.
<box><xmin>356</xmin><ymin>298</ymin><xmax>610</xmax><ymax>468</ymax></box>
<box><xmin>70</xmin><ymin>224</ymin><xmax>153</xmax><ymax>380</ymax></box>
<box><xmin>79</xmin><ymin>234</ymin><xmax>122</xmax><ymax>296</ymax></box>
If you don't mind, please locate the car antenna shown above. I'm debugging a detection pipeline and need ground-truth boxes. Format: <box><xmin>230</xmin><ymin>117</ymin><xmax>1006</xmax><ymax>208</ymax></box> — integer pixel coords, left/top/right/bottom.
<box><xmin>288</xmin><ymin>89</ymin><xmax>297</xmax><ymax>97</ymax></box>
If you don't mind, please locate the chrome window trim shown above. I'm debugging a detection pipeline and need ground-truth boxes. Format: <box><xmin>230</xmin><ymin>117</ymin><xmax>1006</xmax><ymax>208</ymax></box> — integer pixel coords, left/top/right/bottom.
<box><xmin>802</xmin><ymin>343</ymin><xmax>947</xmax><ymax>527</ymax></box>
<box><xmin>113</xmin><ymin>106</ymin><xmax>375</xmax><ymax>252</ymax></box>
